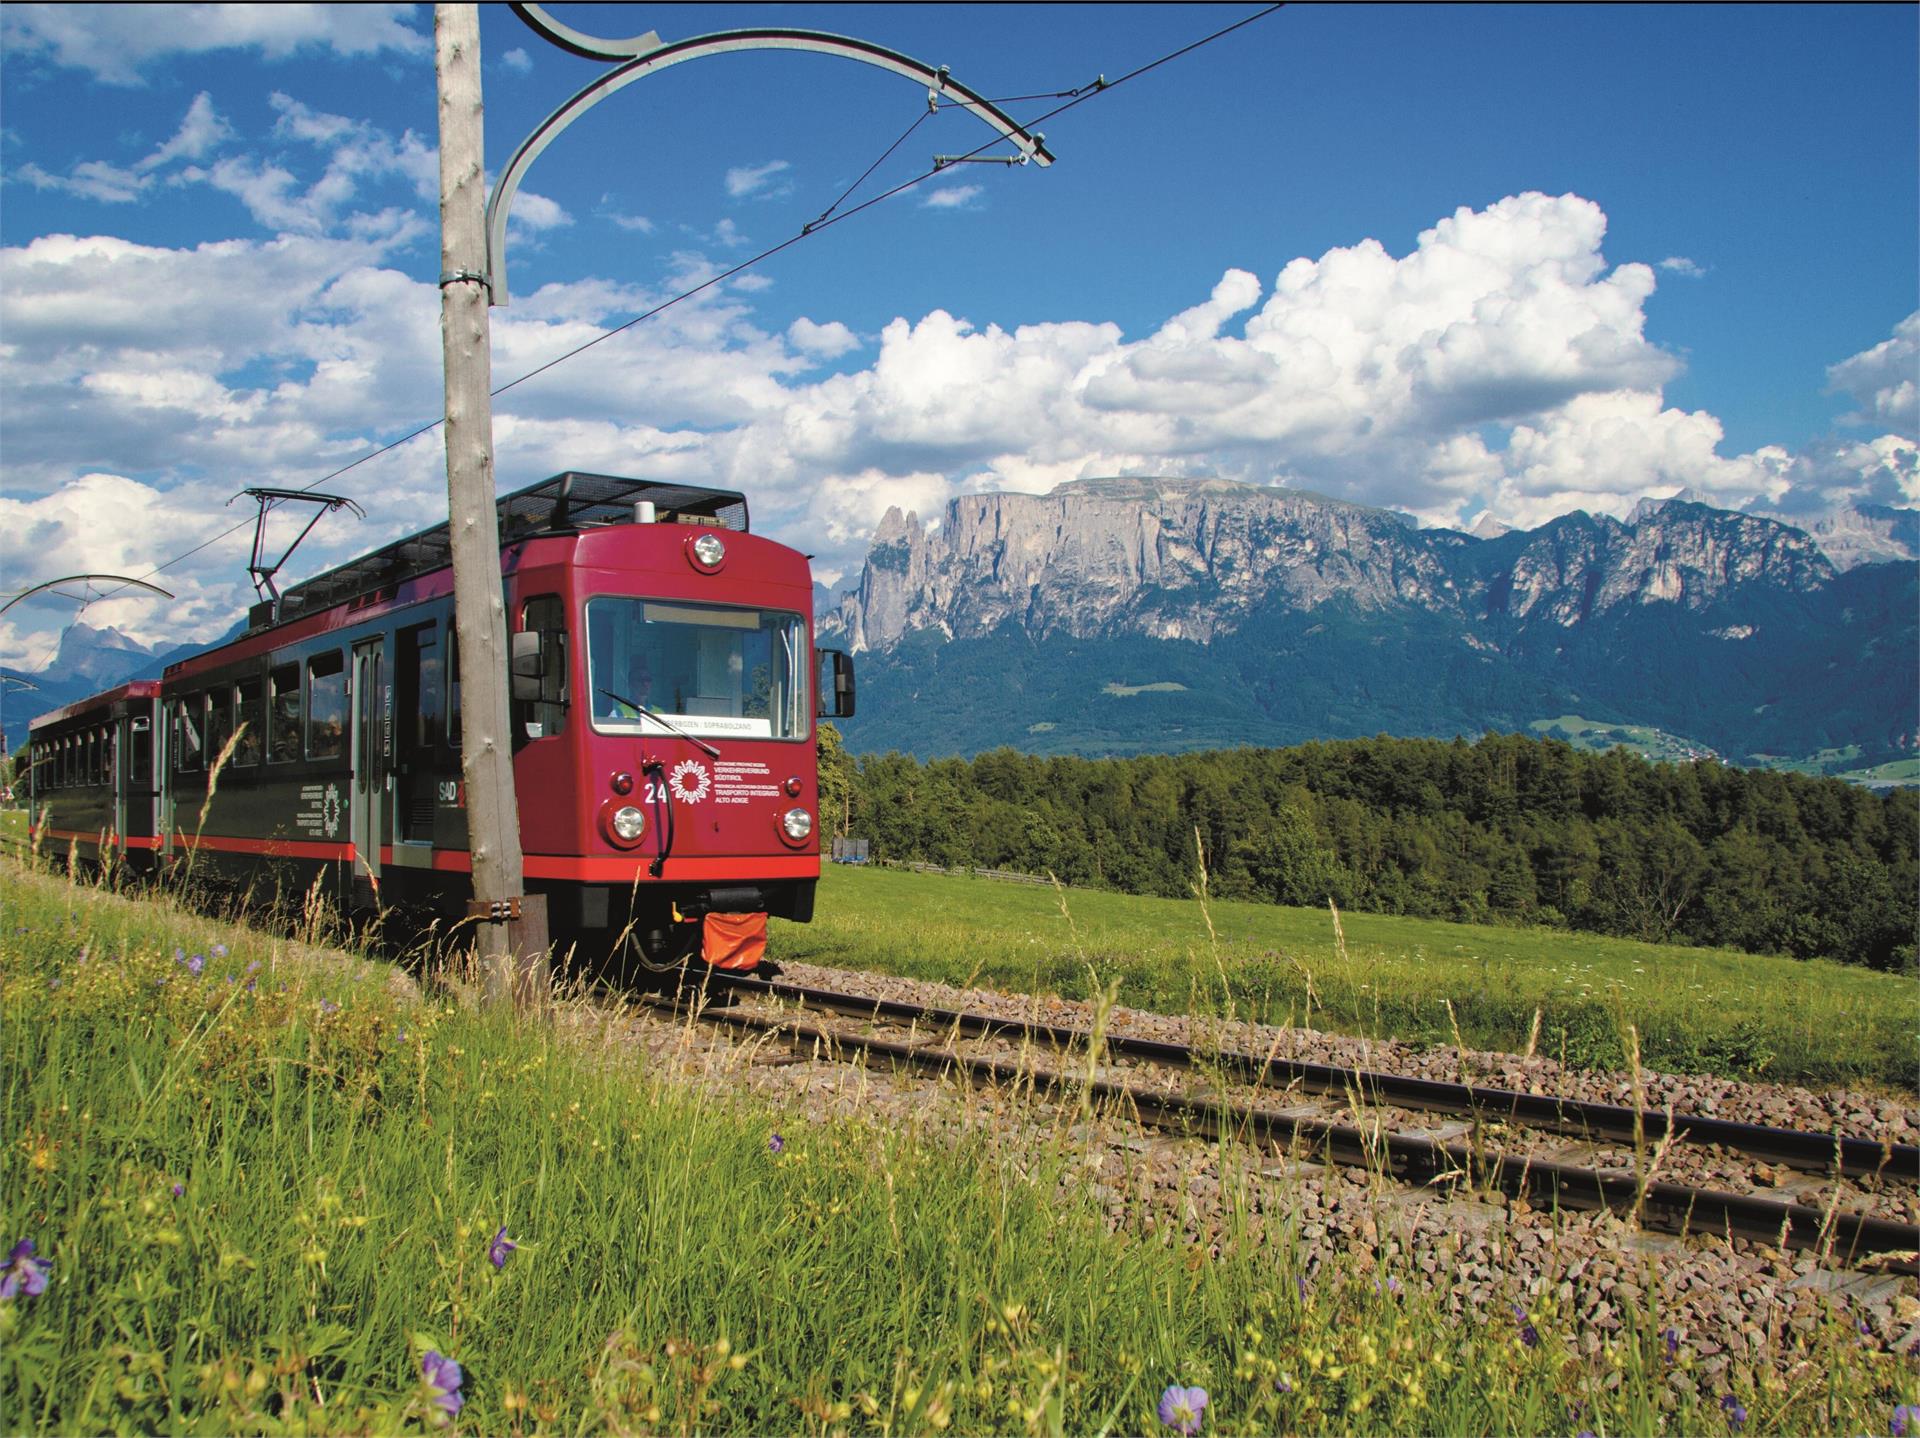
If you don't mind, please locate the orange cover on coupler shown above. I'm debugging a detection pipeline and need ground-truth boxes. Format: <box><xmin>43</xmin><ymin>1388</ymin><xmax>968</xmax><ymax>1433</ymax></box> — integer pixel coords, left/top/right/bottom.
<box><xmin>702</xmin><ymin>912</ymin><xmax>767</xmax><ymax>970</ymax></box>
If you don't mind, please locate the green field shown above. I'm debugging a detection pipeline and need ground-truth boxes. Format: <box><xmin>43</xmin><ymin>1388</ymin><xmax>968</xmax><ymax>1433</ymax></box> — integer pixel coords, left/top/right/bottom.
<box><xmin>777</xmin><ymin>865</ymin><xmax>1919</xmax><ymax>1091</ymax></box>
<box><xmin>1526</xmin><ymin>714</ymin><xmax>1719</xmax><ymax>764</ymax></box>
<box><xmin>13</xmin><ymin>861</ymin><xmax>1912</xmax><ymax>1435</ymax></box>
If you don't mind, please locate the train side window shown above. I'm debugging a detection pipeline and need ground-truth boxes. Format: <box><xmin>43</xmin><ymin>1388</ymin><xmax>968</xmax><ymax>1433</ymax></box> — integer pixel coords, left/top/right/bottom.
<box><xmin>233</xmin><ymin>676</ymin><xmax>263</xmax><ymax>767</ymax></box>
<box><xmin>130</xmin><ymin>716</ymin><xmax>152</xmax><ymax>786</ymax></box>
<box><xmin>86</xmin><ymin>729</ymin><xmax>98</xmax><ymax>785</ymax></box>
<box><xmin>205</xmin><ymin>686</ymin><xmax>234</xmax><ymax>769</ymax></box>
<box><xmin>307</xmin><ymin>651</ymin><xmax>346</xmax><ymax>760</ymax></box>
<box><xmin>518</xmin><ymin>594</ymin><xmax>567</xmax><ymax>740</ymax></box>
<box><xmin>269</xmin><ymin>663</ymin><xmax>301</xmax><ymax>762</ymax></box>
<box><xmin>175</xmin><ymin>697</ymin><xmax>204</xmax><ymax>773</ymax></box>
<box><xmin>397</xmin><ymin>623</ymin><xmax>445</xmax><ymax>753</ymax></box>
<box><xmin>447</xmin><ymin>630</ymin><xmax>461</xmax><ymax>749</ymax></box>
<box><xmin>103</xmin><ymin>726</ymin><xmax>117</xmax><ymax>786</ymax></box>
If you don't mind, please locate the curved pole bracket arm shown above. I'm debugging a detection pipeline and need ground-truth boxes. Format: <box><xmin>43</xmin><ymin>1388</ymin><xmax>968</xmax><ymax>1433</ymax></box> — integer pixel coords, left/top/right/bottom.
<box><xmin>485</xmin><ymin>23</ymin><xmax>1054</xmax><ymax>305</ymax></box>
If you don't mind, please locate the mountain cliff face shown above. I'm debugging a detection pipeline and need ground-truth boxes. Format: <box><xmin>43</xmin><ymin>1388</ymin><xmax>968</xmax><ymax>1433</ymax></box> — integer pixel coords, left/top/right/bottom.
<box><xmin>827</xmin><ymin>479</ymin><xmax>1839</xmax><ymax>651</ymax></box>
<box><xmin>834</xmin><ymin>478</ymin><xmax>1457</xmax><ymax>650</ymax></box>
<box><xmin>824</xmin><ymin>477</ymin><xmax>1916</xmax><ymax>768</ymax></box>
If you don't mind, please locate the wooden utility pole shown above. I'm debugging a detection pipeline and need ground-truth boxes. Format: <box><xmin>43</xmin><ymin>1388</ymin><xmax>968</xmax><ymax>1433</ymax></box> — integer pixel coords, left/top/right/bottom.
<box><xmin>434</xmin><ymin>3</ymin><xmax>545</xmax><ymax>1008</ymax></box>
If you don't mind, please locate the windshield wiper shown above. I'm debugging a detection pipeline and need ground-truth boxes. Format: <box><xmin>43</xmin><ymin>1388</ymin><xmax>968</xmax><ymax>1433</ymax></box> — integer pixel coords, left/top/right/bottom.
<box><xmin>598</xmin><ymin>688</ymin><xmax>722</xmax><ymax>758</ymax></box>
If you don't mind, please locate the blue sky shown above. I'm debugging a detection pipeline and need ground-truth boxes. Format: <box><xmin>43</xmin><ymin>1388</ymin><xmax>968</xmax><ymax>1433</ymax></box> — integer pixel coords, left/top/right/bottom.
<box><xmin>2</xmin><ymin>3</ymin><xmax>1915</xmax><ymax>669</ymax></box>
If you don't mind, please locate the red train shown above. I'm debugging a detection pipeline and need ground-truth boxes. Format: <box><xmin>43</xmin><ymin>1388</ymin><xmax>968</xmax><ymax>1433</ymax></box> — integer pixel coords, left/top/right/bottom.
<box><xmin>26</xmin><ymin>472</ymin><xmax>854</xmax><ymax>973</ymax></box>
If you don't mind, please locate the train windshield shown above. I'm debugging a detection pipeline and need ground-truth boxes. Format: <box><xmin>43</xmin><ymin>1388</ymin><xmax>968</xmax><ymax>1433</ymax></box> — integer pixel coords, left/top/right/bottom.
<box><xmin>585</xmin><ymin>598</ymin><xmax>809</xmax><ymax>740</ymax></box>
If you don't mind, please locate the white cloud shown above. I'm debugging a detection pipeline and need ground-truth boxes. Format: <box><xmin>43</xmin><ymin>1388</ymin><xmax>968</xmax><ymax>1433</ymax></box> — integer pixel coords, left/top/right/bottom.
<box><xmin>5</xmin><ymin>188</ymin><xmax>1912</xmax><ymax>667</ymax></box>
<box><xmin>921</xmin><ymin>184</ymin><xmax>982</xmax><ymax>210</ymax></box>
<box><xmin>725</xmin><ymin>160</ymin><xmax>791</xmax><ymax>199</ymax></box>
<box><xmin>1658</xmin><ymin>256</ymin><xmax>1706</xmax><ymax>278</ymax></box>
<box><xmin>169</xmin><ymin>93</ymin><xmax>437</xmax><ymax>235</ymax></box>
<box><xmin>788</xmin><ymin>318</ymin><xmax>859</xmax><ymax>359</ymax></box>
<box><xmin>1827</xmin><ymin>311</ymin><xmax>1918</xmax><ymax>436</ymax></box>
<box><xmin>16</xmin><ymin>159</ymin><xmax>151</xmax><ymax>204</ymax></box>
<box><xmin>510</xmin><ymin>192</ymin><xmax>573</xmax><ymax>233</ymax></box>
<box><xmin>139</xmin><ymin>92</ymin><xmax>234</xmax><ymax>170</ymax></box>
<box><xmin>606</xmin><ymin>210</ymin><xmax>655</xmax><ymax>234</ymax></box>
<box><xmin>0</xmin><ymin>4</ymin><xmax>428</xmax><ymax>86</ymax></box>
<box><xmin>501</xmin><ymin>47</ymin><xmax>532</xmax><ymax>74</ymax></box>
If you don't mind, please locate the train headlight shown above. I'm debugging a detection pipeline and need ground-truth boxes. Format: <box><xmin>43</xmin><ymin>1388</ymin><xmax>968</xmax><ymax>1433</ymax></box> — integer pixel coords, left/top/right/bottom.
<box><xmin>599</xmin><ymin>802</ymin><xmax>647</xmax><ymax>848</ymax></box>
<box><xmin>780</xmin><ymin>807</ymin><xmax>814</xmax><ymax>842</ymax></box>
<box><xmin>690</xmin><ymin>533</ymin><xmax>727</xmax><ymax>570</ymax></box>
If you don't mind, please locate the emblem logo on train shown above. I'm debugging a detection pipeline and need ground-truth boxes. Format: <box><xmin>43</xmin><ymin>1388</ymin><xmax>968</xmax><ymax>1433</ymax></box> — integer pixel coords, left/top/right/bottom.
<box><xmin>322</xmin><ymin>783</ymin><xmax>342</xmax><ymax>838</ymax></box>
<box><xmin>668</xmin><ymin>759</ymin><xmax>711</xmax><ymax>805</ymax></box>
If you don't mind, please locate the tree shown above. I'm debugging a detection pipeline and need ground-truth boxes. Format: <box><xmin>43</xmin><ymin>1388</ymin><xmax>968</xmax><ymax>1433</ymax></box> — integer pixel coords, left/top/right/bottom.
<box><xmin>817</xmin><ymin>722</ymin><xmax>855</xmax><ymax>838</ymax></box>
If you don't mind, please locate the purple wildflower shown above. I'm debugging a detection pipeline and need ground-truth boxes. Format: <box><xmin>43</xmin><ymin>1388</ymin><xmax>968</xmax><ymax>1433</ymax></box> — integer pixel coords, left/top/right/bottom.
<box><xmin>1157</xmin><ymin>1385</ymin><xmax>1208</xmax><ymax>1436</ymax></box>
<box><xmin>489</xmin><ymin>1227</ymin><xmax>516</xmax><ymax>1271</ymax></box>
<box><xmin>1720</xmin><ymin>1393</ymin><xmax>1747</xmax><ymax>1432</ymax></box>
<box><xmin>1297</xmin><ymin>1275</ymin><xmax>1309</xmax><ymax>1300</ymax></box>
<box><xmin>421</xmin><ymin>1350</ymin><xmax>463</xmax><ymax>1420</ymax></box>
<box><xmin>769</xmin><ymin>1133</ymin><xmax>785</xmax><ymax>1154</ymax></box>
<box><xmin>187</xmin><ymin>954</ymin><xmax>204</xmax><ymax>977</ymax></box>
<box><xmin>1893</xmin><ymin>1405</ymin><xmax>1919</xmax><ymax>1438</ymax></box>
<box><xmin>1664</xmin><ymin>1327</ymin><xmax>1680</xmax><ymax>1362</ymax></box>
<box><xmin>319</xmin><ymin>999</ymin><xmax>339</xmax><ymax>1014</ymax></box>
<box><xmin>172</xmin><ymin>1183</ymin><xmax>184</xmax><ymax>1199</ymax></box>
<box><xmin>245</xmin><ymin>960</ymin><xmax>261</xmax><ymax>975</ymax></box>
<box><xmin>1512</xmin><ymin>1303</ymin><xmax>1540</xmax><ymax>1349</ymax></box>
<box><xmin>212</xmin><ymin>944</ymin><xmax>228</xmax><ymax>959</ymax></box>
<box><xmin>174</xmin><ymin>947</ymin><xmax>185</xmax><ymax>964</ymax></box>
<box><xmin>0</xmin><ymin>1240</ymin><xmax>51</xmax><ymax>1300</ymax></box>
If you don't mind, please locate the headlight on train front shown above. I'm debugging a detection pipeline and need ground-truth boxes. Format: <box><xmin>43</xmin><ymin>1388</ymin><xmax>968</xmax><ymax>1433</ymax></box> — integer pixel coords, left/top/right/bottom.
<box><xmin>611</xmin><ymin>806</ymin><xmax>646</xmax><ymax>841</ymax></box>
<box><xmin>780</xmin><ymin>807</ymin><xmax>814</xmax><ymax>842</ymax></box>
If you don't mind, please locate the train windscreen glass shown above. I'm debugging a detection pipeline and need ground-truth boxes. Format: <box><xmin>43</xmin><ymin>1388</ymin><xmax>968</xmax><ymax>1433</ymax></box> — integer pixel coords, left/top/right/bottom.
<box><xmin>586</xmin><ymin>599</ymin><xmax>808</xmax><ymax>740</ymax></box>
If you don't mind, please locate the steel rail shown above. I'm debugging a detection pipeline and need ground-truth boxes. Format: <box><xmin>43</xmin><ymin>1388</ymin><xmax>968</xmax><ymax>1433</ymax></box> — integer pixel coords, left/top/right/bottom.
<box><xmin>711</xmin><ymin>973</ymin><xmax>1919</xmax><ymax>1183</ymax></box>
<box><xmin>683</xmin><ymin>992</ymin><xmax>1920</xmax><ymax>1265</ymax></box>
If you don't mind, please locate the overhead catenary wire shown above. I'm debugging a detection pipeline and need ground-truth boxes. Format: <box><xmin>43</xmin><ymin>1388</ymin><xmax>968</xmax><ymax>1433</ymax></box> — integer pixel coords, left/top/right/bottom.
<box><xmin>46</xmin><ymin>4</ymin><xmax>1285</xmax><ymax>647</ymax></box>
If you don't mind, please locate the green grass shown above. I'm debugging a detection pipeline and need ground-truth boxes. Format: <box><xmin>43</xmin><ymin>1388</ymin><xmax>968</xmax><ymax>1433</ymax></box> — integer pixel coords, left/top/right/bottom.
<box><xmin>776</xmin><ymin>867</ymin><xmax>1920</xmax><ymax>1091</ymax></box>
<box><xmin>5</xmin><ymin>861</ymin><xmax>1913</xmax><ymax>1435</ymax></box>
<box><xmin>1837</xmin><ymin>759</ymin><xmax>1920</xmax><ymax>786</ymax></box>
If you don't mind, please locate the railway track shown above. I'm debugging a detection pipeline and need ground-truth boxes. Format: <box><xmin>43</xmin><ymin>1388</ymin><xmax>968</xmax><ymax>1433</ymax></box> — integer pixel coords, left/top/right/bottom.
<box><xmin>676</xmin><ymin>971</ymin><xmax>1920</xmax><ymax>1267</ymax></box>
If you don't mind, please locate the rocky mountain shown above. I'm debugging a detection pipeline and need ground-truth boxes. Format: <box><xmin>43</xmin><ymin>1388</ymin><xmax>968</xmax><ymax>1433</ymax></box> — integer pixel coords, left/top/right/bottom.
<box><xmin>824</xmin><ymin>478</ymin><xmax>1917</xmax><ymax>769</ymax></box>
<box><xmin>1751</xmin><ymin>501</ymin><xmax>1918</xmax><ymax>572</ymax></box>
<box><xmin>50</xmin><ymin>622</ymin><xmax>157</xmax><ymax>688</ymax></box>
<box><xmin>3</xmin><ymin>626</ymin><xmax>220</xmax><ymax>757</ymax></box>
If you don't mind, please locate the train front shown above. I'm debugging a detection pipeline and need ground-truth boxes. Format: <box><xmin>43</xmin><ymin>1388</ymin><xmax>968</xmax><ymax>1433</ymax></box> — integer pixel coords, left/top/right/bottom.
<box><xmin>513</xmin><ymin>504</ymin><xmax>850</xmax><ymax>977</ymax></box>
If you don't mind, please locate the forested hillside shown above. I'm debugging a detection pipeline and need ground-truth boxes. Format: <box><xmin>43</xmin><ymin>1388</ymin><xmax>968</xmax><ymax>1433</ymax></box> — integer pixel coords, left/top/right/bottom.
<box><xmin>819</xmin><ymin>729</ymin><xmax>1918</xmax><ymax>970</ymax></box>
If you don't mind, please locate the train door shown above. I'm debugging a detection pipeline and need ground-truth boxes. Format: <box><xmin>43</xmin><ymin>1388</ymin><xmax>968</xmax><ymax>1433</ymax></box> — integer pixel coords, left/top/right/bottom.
<box><xmin>393</xmin><ymin>620</ymin><xmax>445</xmax><ymax>846</ymax></box>
<box><xmin>122</xmin><ymin>707</ymin><xmax>157</xmax><ymax>847</ymax></box>
<box><xmin>350</xmin><ymin>638</ymin><xmax>388</xmax><ymax>891</ymax></box>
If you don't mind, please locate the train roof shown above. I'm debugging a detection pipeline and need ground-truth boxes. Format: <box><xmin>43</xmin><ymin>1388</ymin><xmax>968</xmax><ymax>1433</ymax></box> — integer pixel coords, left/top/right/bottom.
<box><xmin>28</xmin><ymin>679</ymin><xmax>162</xmax><ymax>734</ymax></box>
<box><xmin>267</xmin><ymin>472</ymin><xmax>749</xmax><ymax>628</ymax></box>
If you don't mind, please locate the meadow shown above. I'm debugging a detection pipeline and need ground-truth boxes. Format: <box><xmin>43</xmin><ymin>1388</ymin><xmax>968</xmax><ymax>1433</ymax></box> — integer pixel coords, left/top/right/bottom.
<box><xmin>776</xmin><ymin>865</ymin><xmax>1920</xmax><ymax>1091</ymax></box>
<box><xmin>1</xmin><ymin>851</ymin><xmax>1914</xmax><ymax>1434</ymax></box>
